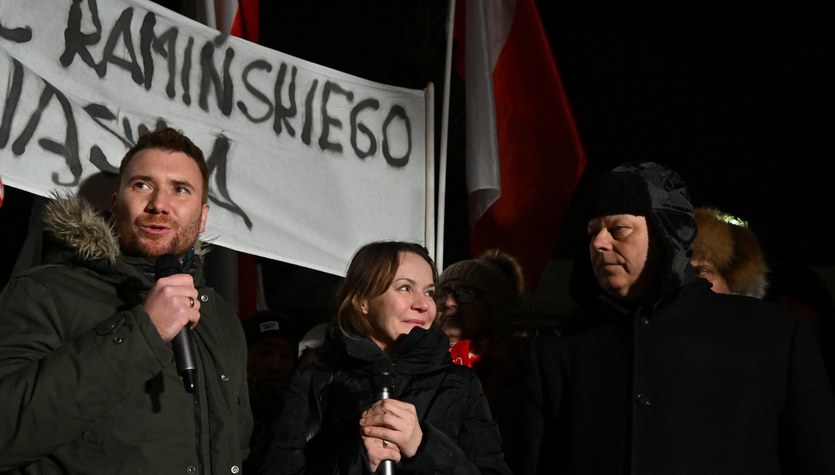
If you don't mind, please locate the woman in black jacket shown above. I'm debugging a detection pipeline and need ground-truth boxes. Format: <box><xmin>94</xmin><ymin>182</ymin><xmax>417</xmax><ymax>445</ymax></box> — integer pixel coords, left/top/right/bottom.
<box><xmin>260</xmin><ymin>241</ymin><xmax>510</xmax><ymax>474</ymax></box>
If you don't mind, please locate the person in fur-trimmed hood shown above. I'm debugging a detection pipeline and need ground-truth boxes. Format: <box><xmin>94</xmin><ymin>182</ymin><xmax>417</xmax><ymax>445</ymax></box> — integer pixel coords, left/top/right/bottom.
<box><xmin>0</xmin><ymin>127</ymin><xmax>252</xmax><ymax>474</ymax></box>
<box><xmin>523</xmin><ymin>161</ymin><xmax>835</xmax><ymax>474</ymax></box>
<box><xmin>690</xmin><ymin>207</ymin><xmax>769</xmax><ymax>298</ymax></box>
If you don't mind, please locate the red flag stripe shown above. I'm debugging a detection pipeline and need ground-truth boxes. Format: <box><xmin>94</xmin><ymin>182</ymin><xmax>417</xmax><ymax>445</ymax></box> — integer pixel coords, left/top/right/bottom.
<box><xmin>229</xmin><ymin>0</ymin><xmax>259</xmax><ymax>43</ymax></box>
<box><xmin>469</xmin><ymin>0</ymin><xmax>587</xmax><ymax>288</ymax></box>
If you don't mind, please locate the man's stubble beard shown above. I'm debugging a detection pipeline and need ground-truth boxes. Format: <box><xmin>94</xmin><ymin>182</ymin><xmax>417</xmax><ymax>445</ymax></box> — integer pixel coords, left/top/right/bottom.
<box><xmin>114</xmin><ymin>212</ymin><xmax>202</xmax><ymax>259</ymax></box>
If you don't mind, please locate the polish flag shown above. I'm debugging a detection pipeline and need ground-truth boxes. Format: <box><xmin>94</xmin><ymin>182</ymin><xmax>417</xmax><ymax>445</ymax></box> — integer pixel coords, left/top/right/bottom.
<box><xmin>195</xmin><ymin>0</ymin><xmax>258</xmax><ymax>42</ymax></box>
<box><xmin>457</xmin><ymin>0</ymin><xmax>587</xmax><ymax>288</ymax></box>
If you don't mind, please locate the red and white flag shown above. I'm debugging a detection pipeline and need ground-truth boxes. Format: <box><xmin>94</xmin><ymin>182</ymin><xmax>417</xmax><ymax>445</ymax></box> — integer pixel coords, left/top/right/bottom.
<box><xmin>192</xmin><ymin>0</ymin><xmax>258</xmax><ymax>41</ymax></box>
<box><xmin>457</xmin><ymin>0</ymin><xmax>587</xmax><ymax>288</ymax></box>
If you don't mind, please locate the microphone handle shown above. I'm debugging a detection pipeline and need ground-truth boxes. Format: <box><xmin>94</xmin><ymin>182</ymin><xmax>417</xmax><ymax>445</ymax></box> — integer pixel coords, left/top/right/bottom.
<box><xmin>155</xmin><ymin>254</ymin><xmax>198</xmax><ymax>394</ymax></box>
<box><xmin>173</xmin><ymin>327</ymin><xmax>197</xmax><ymax>393</ymax></box>
<box><xmin>377</xmin><ymin>385</ymin><xmax>394</xmax><ymax>474</ymax></box>
<box><xmin>378</xmin><ymin>460</ymin><xmax>394</xmax><ymax>475</ymax></box>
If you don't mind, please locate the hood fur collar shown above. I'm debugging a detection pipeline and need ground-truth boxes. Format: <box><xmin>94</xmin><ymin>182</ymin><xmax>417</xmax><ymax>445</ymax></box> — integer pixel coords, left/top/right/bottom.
<box><xmin>42</xmin><ymin>193</ymin><xmax>207</xmax><ymax>265</ymax></box>
<box><xmin>43</xmin><ymin>193</ymin><xmax>120</xmax><ymax>264</ymax></box>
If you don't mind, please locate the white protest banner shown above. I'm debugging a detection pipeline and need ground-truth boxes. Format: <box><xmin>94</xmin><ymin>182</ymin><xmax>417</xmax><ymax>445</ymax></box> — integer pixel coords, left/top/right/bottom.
<box><xmin>0</xmin><ymin>0</ymin><xmax>428</xmax><ymax>276</ymax></box>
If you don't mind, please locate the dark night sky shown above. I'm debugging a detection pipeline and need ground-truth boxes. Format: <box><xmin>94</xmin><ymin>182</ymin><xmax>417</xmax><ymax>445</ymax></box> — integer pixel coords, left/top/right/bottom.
<box><xmin>538</xmin><ymin>3</ymin><xmax>835</xmax><ymax>267</ymax></box>
<box><xmin>255</xmin><ymin>1</ymin><xmax>835</xmax><ymax>268</ymax></box>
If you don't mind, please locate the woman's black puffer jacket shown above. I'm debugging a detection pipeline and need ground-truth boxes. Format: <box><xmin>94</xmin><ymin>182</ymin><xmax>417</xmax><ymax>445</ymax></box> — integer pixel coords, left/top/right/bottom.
<box><xmin>260</xmin><ymin>325</ymin><xmax>511</xmax><ymax>475</ymax></box>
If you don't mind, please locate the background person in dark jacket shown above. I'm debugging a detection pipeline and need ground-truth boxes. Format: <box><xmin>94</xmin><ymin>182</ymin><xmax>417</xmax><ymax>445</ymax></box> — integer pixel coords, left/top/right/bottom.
<box><xmin>437</xmin><ymin>249</ymin><xmax>529</xmax><ymax>473</ymax></box>
<box><xmin>766</xmin><ymin>261</ymin><xmax>835</xmax><ymax>394</ymax></box>
<box><xmin>523</xmin><ymin>162</ymin><xmax>835</xmax><ymax>474</ymax></box>
<box><xmin>0</xmin><ymin>127</ymin><xmax>252</xmax><ymax>473</ymax></box>
<box><xmin>260</xmin><ymin>241</ymin><xmax>511</xmax><ymax>474</ymax></box>
<box><xmin>243</xmin><ymin>310</ymin><xmax>301</xmax><ymax>474</ymax></box>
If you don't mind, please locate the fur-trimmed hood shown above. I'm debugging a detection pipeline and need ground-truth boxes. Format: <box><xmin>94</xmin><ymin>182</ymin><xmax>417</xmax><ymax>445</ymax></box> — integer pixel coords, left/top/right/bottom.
<box><xmin>41</xmin><ymin>193</ymin><xmax>207</xmax><ymax>265</ymax></box>
<box><xmin>42</xmin><ymin>193</ymin><xmax>120</xmax><ymax>264</ymax></box>
<box><xmin>692</xmin><ymin>207</ymin><xmax>768</xmax><ymax>298</ymax></box>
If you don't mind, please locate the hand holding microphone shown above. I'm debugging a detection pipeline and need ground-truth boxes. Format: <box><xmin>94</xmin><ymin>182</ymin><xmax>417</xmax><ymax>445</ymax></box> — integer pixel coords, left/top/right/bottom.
<box><xmin>360</xmin><ymin>357</ymin><xmax>423</xmax><ymax>474</ymax></box>
<box><xmin>370</xmin><ymin>357</ymin><xmax>395</xmax><ymax>475</ymax></box>
<box><xmin>361</xmin><ymin>397</ymin><xmax>423</xmax><ymax>462</ymax></box>
<box><xmin>148</xmin><ymin>254</ymin><xmax>199</xmax><ymax>393</ymax></box>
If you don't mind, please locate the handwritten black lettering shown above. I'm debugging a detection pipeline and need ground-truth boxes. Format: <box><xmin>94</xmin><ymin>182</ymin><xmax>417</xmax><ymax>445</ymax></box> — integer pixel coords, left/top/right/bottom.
<box><xmin>13</xmin><ymin>81</ymin><xmax>82</xmax><ymax>186</ymax></box>
<box><xmin>149</xmin><ymin>27</ymin><xmax>179</xmax><ymax>98</ymax></box>
<box><xmin>350</xmin><ymin>98</ymin><xmax>379</xmax><ymax>159</ymax></box>
<box><xmin>238</xmin><ymin>60</ymin><xmax>273</xmax><ymax>123</ymax></box>
<box><xmin>382</xmin><ymin>105</ymin><xmax>410</xmax><ymax>167</ymax></box>
<box><xmin>182</xmin><ymin>37</ymin><xmax>194</xmax><ymax>105</ymax></box>
<box><xmin>7</xmin><ymin>0</ymin><xmax>423</xmax><ymax>208</ymax></box>
<box><xmin>99</xmin><ymin>7</ymin><xmax>144</xmax><ymax>83</ymax></box>
<box><xmin>272</xmin><ymin>62</ymin><xmax>297</xmax><ymax>136</ymax></box>
<box><xmin>0</xmin><ymin>13</ymin><xmax>32</xmax><ymax>43</ymax></box>
<box><xmin>198</xmin><ymin>35</ymin><xmax>234</xmax><ymax>115</ymax></box>
<box><xmin>84</xmin><ymin>103</ymin><xmax>132</xmax><ymax>148</ymax></box>
<box><xmin>0</xmin><ymin>59</ymin><xmax>24</xmax><ymax>148</ymax></box>
<box><xmin>88</xmin><ymin>145</ymin><xmax>118</xmax><ymax>174</ymax></box>
<box><xmin>301</xmin><ymin>79</ymin><xmax>318</xmax><ymax>145</ymax></box>
<box><xmin>205</xmin><ymin>134</ymin><xmax>252</xmax><ymax>229</ymax></box>
<box><xmin>139</xmin><ymin>11</ymin><xmax>159</xmax><ymax>91</ymax></box>
<box><xmin>319</xmin><ymin>80</ymin><xmax>353</xmax><ymax>153</ymax></box>
<box><xmin>59</xmin><ymin>0</ymin><xmax>103</xmax><ymax>72</ymax></box>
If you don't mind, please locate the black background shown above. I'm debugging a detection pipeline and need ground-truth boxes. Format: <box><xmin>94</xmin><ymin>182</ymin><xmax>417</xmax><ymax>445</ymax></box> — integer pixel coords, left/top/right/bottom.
<box><xmin>255</xmin><ymin>1</ymin><xmax>835</xmax><ymax>270</ymax></box>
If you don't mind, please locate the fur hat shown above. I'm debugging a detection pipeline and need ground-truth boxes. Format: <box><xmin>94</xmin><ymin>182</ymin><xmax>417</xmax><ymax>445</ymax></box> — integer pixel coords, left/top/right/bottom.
<box><xmin>439</xmin><ymin>250</ymin><xmax>525</xmax><ymax>326</ymax></box>
<box><xmin>580</xmin><ymin>162</ymin><xmax>696</xmax><ymax>252</ymax></box>
<box><xmin>574</xmin><ymin>162</ymin><xmax>696</xmax><ymax>301</ymax></box>
<box><xmin>692</xmin><ymin>207</ymin><xmax>768</xmax><ymax>298</ymax></box>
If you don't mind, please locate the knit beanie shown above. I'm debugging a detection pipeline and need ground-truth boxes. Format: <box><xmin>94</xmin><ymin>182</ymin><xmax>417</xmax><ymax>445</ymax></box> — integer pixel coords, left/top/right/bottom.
<box><xmin>439</xmin><ymin>250</ymin><xmax>525</xmax><ymax>328</ymax></box>
<box><xmin>692</xmin><ymin>207</ymin><xmax>768</xmax><ymax>298</ymax></box>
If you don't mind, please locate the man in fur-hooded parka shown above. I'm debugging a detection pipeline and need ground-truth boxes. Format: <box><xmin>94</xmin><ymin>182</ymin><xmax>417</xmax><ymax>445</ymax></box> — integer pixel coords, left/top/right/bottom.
<box><xmin>0</xmin><ymin>130</ymin><xmax>252</xmax><ymax>474</ymax></box>
<box><xmin>523</xmin><ymin>162</ymin><xmax>835</xmax><ymax>474</ymax></box>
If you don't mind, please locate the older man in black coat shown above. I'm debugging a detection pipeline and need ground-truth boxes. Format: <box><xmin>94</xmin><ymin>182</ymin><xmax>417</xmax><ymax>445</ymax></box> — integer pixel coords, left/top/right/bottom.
<box><xmin>524</xmin><ymin>162</ymin><xmax>835</xmax><ymax>474</ymax></box>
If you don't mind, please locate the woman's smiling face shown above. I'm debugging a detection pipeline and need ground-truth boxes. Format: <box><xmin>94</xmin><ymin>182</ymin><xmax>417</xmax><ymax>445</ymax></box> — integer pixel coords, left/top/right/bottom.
<box><xmin>364</xmin><ymin>251</ymin><xmax>437</xmax><ymax>351</ymax></box>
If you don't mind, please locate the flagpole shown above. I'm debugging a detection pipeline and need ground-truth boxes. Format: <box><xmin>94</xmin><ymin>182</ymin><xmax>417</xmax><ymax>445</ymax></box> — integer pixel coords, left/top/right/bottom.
<box><xmin>436</xmin><ymin>0</ymin><xmax>456</xmax><ymax>272</ymax></box>
<box><xmin>197</xmin><ymin>0</ymin><xmax>218</xmax><ymax>29</ymax></box>
<box><xmin>425</xmin><ymin>82</ymin><xmax>435</xmax><ymax>260</ymax></box>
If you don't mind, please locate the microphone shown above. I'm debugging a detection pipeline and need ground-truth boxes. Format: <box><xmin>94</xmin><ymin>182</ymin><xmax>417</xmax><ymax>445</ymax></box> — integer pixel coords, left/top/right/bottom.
<box><xmin>370</xmin><ymin>357</ymin><xmax>395</xmax><ymax>475</ymax></box>
<box><xmin>155</xmin><ymin>254</ymin><xmax>197</xmax><ymax>393</ymax></box>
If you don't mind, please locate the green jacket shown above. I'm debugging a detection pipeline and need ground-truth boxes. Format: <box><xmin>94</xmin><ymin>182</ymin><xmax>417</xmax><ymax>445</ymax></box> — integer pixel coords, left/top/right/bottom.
<box><xmin>0</xmin><ymin>196</ymin><xmax>252</xmax><ymax>474</ymax></box>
